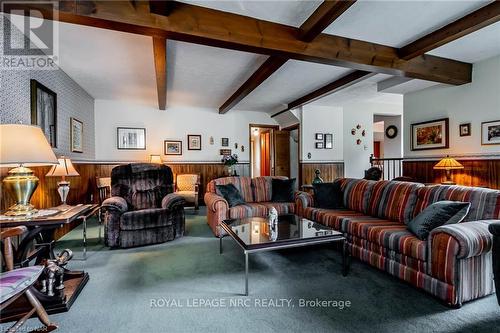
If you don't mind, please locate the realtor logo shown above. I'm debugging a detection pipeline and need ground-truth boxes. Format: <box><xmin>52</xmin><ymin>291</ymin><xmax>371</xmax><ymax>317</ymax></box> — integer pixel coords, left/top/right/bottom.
<box><xmin>1</xmin><ymin>1</ymin><xmax>59</xmax><ymax>70</ymax></box>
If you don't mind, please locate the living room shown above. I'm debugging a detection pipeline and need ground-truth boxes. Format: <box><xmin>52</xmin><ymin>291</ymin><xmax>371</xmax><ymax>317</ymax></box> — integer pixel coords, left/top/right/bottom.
<box><xmin>1</xmin><ymin>1</ymin><xmax>499</xmax><ymax>332</ymax></box>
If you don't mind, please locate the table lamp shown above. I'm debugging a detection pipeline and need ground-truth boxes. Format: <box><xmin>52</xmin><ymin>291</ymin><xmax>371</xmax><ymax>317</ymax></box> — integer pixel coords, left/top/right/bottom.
<box><xmin>0</xmin><ymin>124</ymin><xmax>58</xmax><ymax>216</ymax></box>
<box><xmin>433</xmin><ymin>155</ymin><xmax>464</xmax><ymax>185</ymax></box>
<box><xmin>46</xmin><ymin>157</ymin><xmax>80</xmax><ymax>208</ymax></box>
<box><xmin>149</xmin><ymin>154</ymin><xmax>162</xmax><ymax>164</ymax></box>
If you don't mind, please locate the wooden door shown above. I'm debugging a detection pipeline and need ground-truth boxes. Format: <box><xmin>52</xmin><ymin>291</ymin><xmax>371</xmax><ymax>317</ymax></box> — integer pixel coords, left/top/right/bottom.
<box><xmin>374</xmin><ymin>141</ymin><xmax>381</xmax><ymax>158</ymax></box>
<box><xmin>273</xmin><ymin>130</ymin><xmax>290</xmax><ymax>177</ymax></box>
<box><xmin>260</xmin><ymin>132</ymin><xmax>271</xmax><ymax>176</ymax></box>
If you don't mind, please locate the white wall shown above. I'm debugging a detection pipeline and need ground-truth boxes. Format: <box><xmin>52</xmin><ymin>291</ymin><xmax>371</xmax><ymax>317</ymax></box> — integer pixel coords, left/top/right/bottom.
<box><xmin>374</xmin><ymin>115</ymin><xmax>403</xmax><ymax>158</ymax></box>
<box><xmin>94</xmin><ymin>99</ymin><xmax>276</xmax><ymax>162</ymax></box>
<box><xmin>404</xmin><ymin>55</ymin><xmax>500</xmax><ymax>158</ymax></box>
<box><xmin>300</xmin><ymin>105</ymin><xmax>344</xmax><ymax>162</ymax></box>
<box><xmin>343</xmin><ymin>102</ymin><xmax>403</xmax><ymax>178</ymax></box>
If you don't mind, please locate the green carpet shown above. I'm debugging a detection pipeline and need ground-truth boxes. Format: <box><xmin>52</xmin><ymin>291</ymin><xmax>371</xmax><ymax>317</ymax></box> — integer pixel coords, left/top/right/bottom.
<box><xmin>3</xmin><ymin>208</ymin><xmax>499</xmax><ymax>333</ymax></box>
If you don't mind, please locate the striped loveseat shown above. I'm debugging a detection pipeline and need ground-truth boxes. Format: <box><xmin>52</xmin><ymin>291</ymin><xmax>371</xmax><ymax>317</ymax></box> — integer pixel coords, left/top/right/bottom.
<box><xmin>297</xmin><ymin>178</ymin><xmax>499</xmax><ymax>307</ymax></box>
<box><xmin>204</xmin><ymin>176</ymin><xmax>295</xmax><ymax>237</ymax></box>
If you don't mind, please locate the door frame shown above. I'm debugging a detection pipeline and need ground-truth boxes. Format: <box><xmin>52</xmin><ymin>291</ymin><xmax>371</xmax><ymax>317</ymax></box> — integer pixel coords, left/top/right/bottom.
<box><xmin>281</xmin><ymin>123</ymin><xmax>301</xmax><ymax>185</ymax></box>
<box><xmin>249</xmin><ymin>124</ymin><xmax>279</xmax><ymax>178</ymax></box>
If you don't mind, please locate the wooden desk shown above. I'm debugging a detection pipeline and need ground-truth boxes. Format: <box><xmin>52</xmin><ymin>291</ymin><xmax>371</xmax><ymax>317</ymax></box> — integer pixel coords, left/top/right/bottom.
<box><xmin>0</xmin><ymin>204</ymin><xmax>98</xmax><ymax>323</ymax></box>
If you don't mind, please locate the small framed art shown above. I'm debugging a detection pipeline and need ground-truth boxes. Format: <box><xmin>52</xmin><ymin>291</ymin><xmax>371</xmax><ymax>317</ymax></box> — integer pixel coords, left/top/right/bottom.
<box><xmin>315</xmin><ymin>142</ymin><xmax>324</xmax><ymax>149</ymax></box>
<box><xmin>459</xmin><ymin>123</ymin><xmax>471</xmax><ymax>137</ymax></box>
<box><xmin>164</xmin><ymin>140</ymin><xmax>182</xmax><ymax>155</ymax></box>
<box><xmin>117</xmin><ymin>127</ymin><xmax>146</xmax><ymax>150</ymax></box>
<box><xmin>481</xmin><ymin>120</ymin><xmax>500</xmax><ymax>145</ymax></box>
<box><xmin>70</xmin><ymin>117</ymin><xmax>83</xmax><ymax>153</ymax></box>
<box><xmin>187</xmin><ymin>134</ymin><xmax>201</xmax><ymax>150</ymax></box>
<box><xmin>324</xmin><ymin>133</ymin><xmax>333</xmax><ymax>149</ymax></box>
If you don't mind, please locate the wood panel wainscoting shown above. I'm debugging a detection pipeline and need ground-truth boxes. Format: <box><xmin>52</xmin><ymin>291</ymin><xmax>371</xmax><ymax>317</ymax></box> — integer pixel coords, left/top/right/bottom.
<box><xmin>300</xmin><ymin>162</ymin><xmax>345</xmax><ymax>185</ymax></box>
<box><xmin>1</xmin><ymin>162</ymin><xmax>250</xmax><ymax>239</ymax></box>
<box><xmin>403</xmin><ymin>159</ymin><xmax>500</xmax><ymax>190</ymax></box>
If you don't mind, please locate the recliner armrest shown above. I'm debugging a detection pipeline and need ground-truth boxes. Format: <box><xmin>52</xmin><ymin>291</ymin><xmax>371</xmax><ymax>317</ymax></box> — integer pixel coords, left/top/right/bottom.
<box><xmin>162</xmin><ymin>193</ymin><xmax>186</xmax><ymax>210</ymax></box>
<box><xmin>102</xmin><ymin>196</ymin><xmax>128</xmax><ymax>213</ymax></box>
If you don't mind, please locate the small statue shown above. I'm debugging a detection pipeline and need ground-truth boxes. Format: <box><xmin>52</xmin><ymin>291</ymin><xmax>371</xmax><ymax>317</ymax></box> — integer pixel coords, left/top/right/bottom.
<box><xmin>312</xmin><ymin>169</ymin><xmax>323</xmax><ymax>184</ymax></box>
<box><xmin>268</xmin><ymin>207</ymin><xmax>278</xmax><ymax>241</ymax></box>
<box><xmin>40</xmin><ymin>249</ymin><xmax>73</xmax><ymax>297</ymax></box>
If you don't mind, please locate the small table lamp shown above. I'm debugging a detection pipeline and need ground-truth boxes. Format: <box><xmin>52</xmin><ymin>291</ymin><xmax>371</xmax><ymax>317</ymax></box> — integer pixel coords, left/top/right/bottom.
<box><xmin>149</xmin><ymin>154</ymin><xmax>162</xmax><ymax>164</ymax></box>
<box><xmin>46</xmin><ymin>157</ymin><xmax>80</xmax><ymax>208</ymax></box>
<box><xmin>0</xmin><ymin>124</ymin><xmax>58</xmax><ymax>216</ymax></box>
<box><xmin>433</xmin><ymin>155</ymin><xmax>464</xmax><ymax>185</ymax></box>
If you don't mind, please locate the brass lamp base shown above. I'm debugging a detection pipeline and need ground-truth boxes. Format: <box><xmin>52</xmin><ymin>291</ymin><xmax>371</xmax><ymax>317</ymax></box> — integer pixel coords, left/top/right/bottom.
<box><xmin>3</xmin><ymin>166</ymin><xmax>39</xmax><ymax>216</ymax></box>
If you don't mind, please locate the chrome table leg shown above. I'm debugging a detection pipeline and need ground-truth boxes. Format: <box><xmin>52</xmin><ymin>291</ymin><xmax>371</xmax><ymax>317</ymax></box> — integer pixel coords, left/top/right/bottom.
<box><xmin>245</xmin><ymin>251</ymin><xmax>249</xmax><ymax>296</ymax></box>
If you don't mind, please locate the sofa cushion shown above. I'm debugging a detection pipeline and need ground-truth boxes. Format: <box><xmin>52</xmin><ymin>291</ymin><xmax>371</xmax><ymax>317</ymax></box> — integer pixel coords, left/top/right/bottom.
<box><xmin>407</xmin><ymin>201</ymin><xmax>471</xmax><ymax>240</ymax></box>
<box><xmin>229</xmin><ymin>203</ymin><xmax>269</xmax><ymax>219</ymax></box>
<box><xmin>207</xmin><ymin>177</ymin><xmax>254</xmax><ymax>203</ymax></box>
<box><xmin>120</xmin><ymin>208</ymin><xmax>173</xmax><ymax>230</ymax></box>
<box><xmin>367</xmin><ymin>181</ymin><xmax>423</xmax><ymax>224</ymax></box>
<box><xmin>216</xmin><ymin>184</ymin><xmax>246</xmax><ymax>207</ymax></box>
<box><xmin>303</xmin><ymin>207</ymin><xmax>367</xmax><ymax>231</ymax></box>
<box><xmin>0</xmin><ymin>266</ymin><xmax>44</xmax><ymax>304</ymax></box>
<box><xmin>251</xmin><ymin>176</ymin><xmax>287</xmax><ymax>202</ymax></box>
<box><xmin>271</xmin><ymin>178</ymin><xmax>296</xmax><ymax>202</ymax></box>
<box><xmin>413</xmin><ymin>185</ymin><xmax>500</xmax><ymax>221</ymax></box>
<box><xmin>313</xmin><ymin>182</ymin><xmax>344</xmax><ymax>209</ymax></box>
<box><xmin>345</xmin><ymin>218</ymin><xmax>427</xmax><ymax>261</ymax></box>
<box><xmin>341</xmin><ymin>178</ymin><xmax>376</xmax><ymax>214</ymax></box>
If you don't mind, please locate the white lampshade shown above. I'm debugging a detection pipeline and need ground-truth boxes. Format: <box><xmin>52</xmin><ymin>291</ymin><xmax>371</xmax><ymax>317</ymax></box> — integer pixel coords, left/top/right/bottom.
<box><xmin>149</xmin><ymin>155</ymin><xmax>162</xmax><ymax>164</ymax></box>
<box><xmin>46</xmin><ymin>157</ymin><xmax>80</xmax><ymax>177</ymax></box>
<box><xmin>0</xmin><ymin>124</ymin><xmax>58</xmax><ymax>166</ymax></box>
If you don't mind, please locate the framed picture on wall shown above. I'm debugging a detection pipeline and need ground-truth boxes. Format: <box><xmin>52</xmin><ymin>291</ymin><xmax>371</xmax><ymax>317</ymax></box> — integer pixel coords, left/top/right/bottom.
<box><xmin>31</xmin><ymin>79</ymin><xmax>57</xmax><ymax>147</ymax></box>
<box><xmin>187</xmin><ymin>134</ymin><xmax>202</xmax><ymax>150</ymax></box>
<box><xmin>315</xmin><ymin>133</ymin><xmax>323</xmax><ymax>140</ymax></box>
<box><xmin>70</xmin><ymin>117</ymin><xmax>83</xmax><ymax>153</ymax></box>
<box><xmin>164</xmin><ymin>140</ymin><xmax>182</xmax><ymax>155</ymax></box>
<box><xmin>117</xmin><ymin>127</ymin><xmax>146</xmax><ymax>150</ymax></box>
<box><xmin>221</xmin><ymin>138</ymin><xmax>229</xmax><ymax>147</ymax></box>
<box><xmin>459</xmin><ymin>123</ymin><xmax>471</xmax><ymax>137</ymax></box>
<box><xmin>481</xmin><ymin>120</ymin><xmax>500</xmax><ymax>145</ymax></box>
<box><xmin>410</xmin><ymin>118</ymin><xmax>449</xmax><ymax>151</ymax></box>
<box><xmin>324</xmin><ymin>133</ymin><xmax>333</xmax><ymax>149</ymax></box>
<box><xmin>315</xmin><ymin>142</ymin><xmax>324</xmax><ymax>149</ymax></box>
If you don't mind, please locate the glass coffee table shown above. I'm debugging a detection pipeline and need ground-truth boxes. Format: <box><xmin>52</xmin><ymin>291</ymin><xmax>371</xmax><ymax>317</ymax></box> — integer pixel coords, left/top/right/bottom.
<box><xmin>219</xmin><ymin>214</ymin><xmax>350</xmax><ymax>295</ymax></box>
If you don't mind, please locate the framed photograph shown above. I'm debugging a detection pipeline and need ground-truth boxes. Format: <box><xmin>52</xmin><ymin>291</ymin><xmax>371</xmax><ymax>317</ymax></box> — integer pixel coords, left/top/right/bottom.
<box><xmin>31</xmin><ymin>79</ymin><xmax>57</xmax><ymax>147</ymax></box>
<box><xmin>187</xmin><ymin>134</ymin><xmax>201</xmax><ymax>150</ymax></box>
<box><xmin>220</xmin><ymin>149</ymin><xmax>232</xmax><ymax>156</ymax></box>
<box><xmin>70</xmin><ymin>118</ymin><xmax>83</xmax><ymax>153</ymax></box>
<box><xmin>315</xmin><ymin>133</ymin><xmax>323</xmax><ymax>140</ymax></box>
<box><xmin>117</xmin><ymin>127</ymin><xmax>146</xmax><ymax>150</ymax></box>
<box><xmin>164</xmin><ymin>140</ymin><xmax>182</xmax><ymax>155</ymax></box>
<box><xmin>315</xmin><ymin>142</ymin><xmax>324</xmax><ymax>149</ymax></box>
<box><xmin>221</xmin><ymin>138</ymin><xmax>229</xmax><ymax>147</ymax></box>
<box><xmin>411</xmin><ymin>118</ymin><xmax>449</xmax><ymax>151</ymax></box>
<box><xmin>481</xmin><ymin>120</ymin><xmax>500</xmax><ymax>145</ymax></box>
<box><xmin>459</xmin><ymin>123</ymin><xmax>471</xmax><ymax>137</ymax></box>
<box><xmin>324</xmin><ymin>133</ymin><xmax>333</xmax><ymax>149</ymax></box>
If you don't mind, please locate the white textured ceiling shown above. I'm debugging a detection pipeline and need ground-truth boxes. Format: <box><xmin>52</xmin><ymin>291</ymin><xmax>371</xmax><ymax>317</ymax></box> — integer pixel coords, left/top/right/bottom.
<box><xmin>52</xmin><ymin>1</ymin><xmax>500</xmax><ymax>111</ymax></box>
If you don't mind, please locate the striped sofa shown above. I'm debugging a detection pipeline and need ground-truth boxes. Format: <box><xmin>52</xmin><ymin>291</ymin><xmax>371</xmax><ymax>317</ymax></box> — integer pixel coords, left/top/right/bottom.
<box><xmin>296</xmin><ymin>178</ymin><xmax>499</xmax><ymax>307</ymax></box>
<box><xmin>204</xmin><ymin>176</ymin><xmax>295</xmax><ymax>237</ymax></box>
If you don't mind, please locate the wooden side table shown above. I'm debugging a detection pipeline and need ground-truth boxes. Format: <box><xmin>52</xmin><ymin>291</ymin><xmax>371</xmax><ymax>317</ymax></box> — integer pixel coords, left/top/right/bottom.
<box><xmin>0</xmin><ymin>204</ymin><xmax>98</xmax><ymax>322</ymax></box>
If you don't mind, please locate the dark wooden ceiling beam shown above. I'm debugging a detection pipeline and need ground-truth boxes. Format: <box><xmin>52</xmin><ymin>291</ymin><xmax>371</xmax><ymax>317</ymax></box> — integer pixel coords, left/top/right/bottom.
<box><xmin>271</xmin><ymin>70</ymin><xmax>373</xmax><ymax>118</ymax></box>
<box><xmin>152</xmin><ymin>37</ymin><xmax>167</xmax><ymax>110</ymax></box>
<box><xmin>399</xmin><ymin>2</ymin><xmax>500</xmax><ymax>60</ymax></box>
<box><xmin>219</xmin><ymin>57</ymin><xmax>287</xmax><ymax>114</ymax></box>
<box><xmin>10</xmin><ymin>1</ymin><xmax>471</xmax><ymax>86</ymax></box>
<box><xmin>298</xmin><ymin>0</ymin><xmax>355</xmax><ymax>42</ymax></box>
<box><xmin>149</xmin><ymin>0</ymin><xmax>176</xmax><ymax>16</ymax></box>
<box><xmin>218</xmin><ymin>0</ymin><xmax>356</xmax><ymax>114</ymax></box>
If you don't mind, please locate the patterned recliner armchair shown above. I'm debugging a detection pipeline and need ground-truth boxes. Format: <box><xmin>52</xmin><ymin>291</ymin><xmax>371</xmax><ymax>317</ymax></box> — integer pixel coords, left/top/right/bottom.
<box><xmin>489</xmin><ymin>221</ymin><xmax>500</xmax><ymax>306</ymax></box>
<box><xmin>102</xmin><ymin>163</ymin><xmax>185</xmax><ymax>248</ymax></box>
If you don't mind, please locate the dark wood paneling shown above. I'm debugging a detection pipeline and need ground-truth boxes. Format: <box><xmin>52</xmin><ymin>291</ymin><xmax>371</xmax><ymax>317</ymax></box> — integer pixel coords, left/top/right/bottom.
<box><xmin>300</xmin><ymin>162</ymin><xmax>345</xmax><ymax>185</ymax></box>
<box><xmin>403</xmin><ymin>159</ymin><xmax>500</xmax><ymax>189</ymax></box>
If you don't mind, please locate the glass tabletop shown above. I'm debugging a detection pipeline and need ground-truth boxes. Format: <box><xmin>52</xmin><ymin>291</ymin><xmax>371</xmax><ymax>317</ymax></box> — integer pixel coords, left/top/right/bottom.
<box><xmin>221</xmin><ymin>214</ymin><xmax>343</xmax><ymax>250</ymax></box>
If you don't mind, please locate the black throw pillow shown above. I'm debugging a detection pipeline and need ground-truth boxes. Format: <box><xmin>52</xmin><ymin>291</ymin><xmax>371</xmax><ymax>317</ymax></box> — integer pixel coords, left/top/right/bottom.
<box><xmin>313</xmin><ymin>182</ymin><xmax>344</xmax><ymax>209</ymax></box>
<box><xmin>216</xmin><ymin>184</ymin><xmax>246</xmax><ymax>208</ymax></box>
<box><xmin>407</xmin><ymin>201</ymin><xmax>471</xmax><ymax>240</ymax></box>
<box><xmin>271</xmin><ymin>178</ymin><xmax>296</xmax><ymax>202</ymax></box>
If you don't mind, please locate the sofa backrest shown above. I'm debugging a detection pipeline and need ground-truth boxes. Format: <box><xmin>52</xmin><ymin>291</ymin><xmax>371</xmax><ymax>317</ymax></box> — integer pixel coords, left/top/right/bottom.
<box><xmin>111</xmin><ymin>163</ymin><xmax>173</xmax><ymax>210</ymax></box>
<box><xmin>340</xmin><ymin>178</ymin><xmax>376</xmax><ymax>214</ymax></box>
<box><xmin>206</xmin><ymin>176</ymin><xmax>254</xmax><ymax>202</ymax></box>
<box><xmin>367</xmin><ymin>180</ymin><xmax>424</xmax><ymax>224</ymax></box>
<box><xmin>413</xmin><ymin>185</ymin><xmax>500</xmax><ymax>222</ymax></box>
<box><xmin>206</xmin><ymin>176</ymin><xmax>289</xmax><ymax>203</ymax></box>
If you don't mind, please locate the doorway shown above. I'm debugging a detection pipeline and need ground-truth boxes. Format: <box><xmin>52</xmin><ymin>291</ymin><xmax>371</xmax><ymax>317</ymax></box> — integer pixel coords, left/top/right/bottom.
<box><xmin>250</xmin><ymin>124</ymin><xmax>298</xmax><ymax>180</ymax></box>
